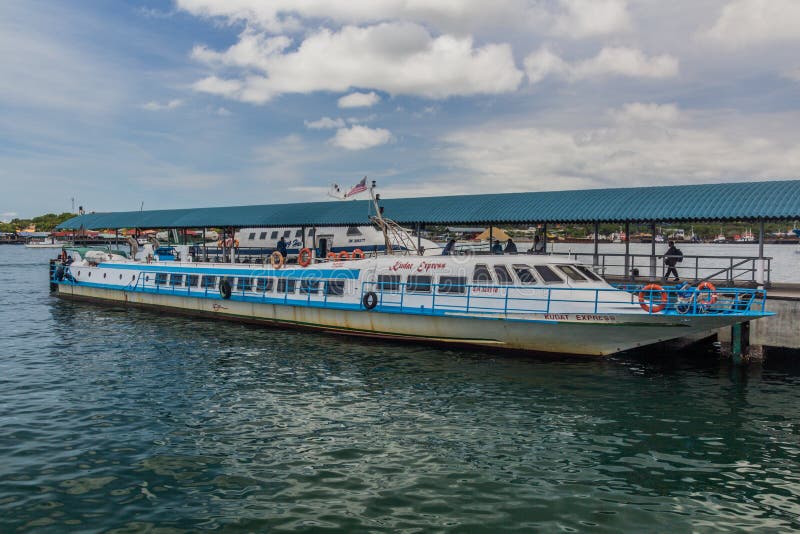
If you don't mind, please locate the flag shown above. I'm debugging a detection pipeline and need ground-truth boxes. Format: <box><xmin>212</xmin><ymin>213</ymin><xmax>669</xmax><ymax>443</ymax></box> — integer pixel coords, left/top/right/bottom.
<box><xmin>345</xmin><ymin>176</ymin><xmax>368</xmax><ymax>198</ymax></box>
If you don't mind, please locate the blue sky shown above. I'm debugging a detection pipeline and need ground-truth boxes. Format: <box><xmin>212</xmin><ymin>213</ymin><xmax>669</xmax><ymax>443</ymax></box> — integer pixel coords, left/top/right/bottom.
<box><xmin>2</xmin><ymin>0</ymin><xmax>800</xmax><ymax>219</ymax></box>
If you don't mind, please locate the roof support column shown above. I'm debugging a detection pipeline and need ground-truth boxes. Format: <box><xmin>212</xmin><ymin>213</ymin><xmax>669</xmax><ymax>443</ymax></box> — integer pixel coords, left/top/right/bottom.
<box><xmin>543</xmin><ymin>223</ymin><xmax>547</xmax><ymax>255</ymax></box>
<box><xmin>757</xmin><ymin>219</ymin><xmax>765</xmax><ymax>287</ymax></box>
<box><xmin>416</xmin><ymin>223</ymin><xmax>421</xmax><ymax>255</ymax></box>
<box><xmin>624</xmin><ymin>221</ymin><xmax>630</xmax><ymax>280</ymax></box>
<box><xmin>593</xmin><ymin>222</ymin><xmax>599</xmax><ymax>267</ymax></box>
<box><xmin>489</xmin><ymin>225</ymin><xmax>493</xmax><ymax>254</ymax></box>
<box><xmin>301</xmin><ymin>226</ymin><xmax>306</xmax><ymax>249</ymax></box>
<box><xmin>202</xmin><ymin>228</ymin><xmax>206</xmax><ymax>261</ymax></box>
<box><xmin>650</xmin><ymin>222</ymin><xmax>657</xmax><ymax>280</ymax></box>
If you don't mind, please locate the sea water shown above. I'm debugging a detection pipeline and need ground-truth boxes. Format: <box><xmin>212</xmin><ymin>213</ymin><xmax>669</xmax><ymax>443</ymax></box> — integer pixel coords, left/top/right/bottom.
<box><xmin>1</xmin><ymin>247</ymin><xmax>799</xmax><ymax>531</ymax></box>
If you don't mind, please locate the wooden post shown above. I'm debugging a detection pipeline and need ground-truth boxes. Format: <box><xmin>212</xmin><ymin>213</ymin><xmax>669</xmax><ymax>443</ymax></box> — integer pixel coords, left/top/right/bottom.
<box><xmin>593</xmin><ymin>222</ymin><xmax>599</xmax><ymax>267</ymax></box>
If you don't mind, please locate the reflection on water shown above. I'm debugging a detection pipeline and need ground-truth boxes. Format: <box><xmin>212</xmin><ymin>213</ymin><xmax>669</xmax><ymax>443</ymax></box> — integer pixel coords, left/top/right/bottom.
<box><xmin>1</xmin><ymin>248</ymin><xmax>799</xmax><ymax>531</ymax></box>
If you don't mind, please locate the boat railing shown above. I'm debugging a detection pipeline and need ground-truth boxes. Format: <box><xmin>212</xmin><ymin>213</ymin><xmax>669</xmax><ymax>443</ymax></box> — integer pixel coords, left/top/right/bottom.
<box><xmin>61</xmin><ymin>268</ymin><xmax>768</xmax><ymax>318</ymax></box>
<box><xmin>358</xmin><ymin>281</ymin><xmax>768</xmax><ymax>317</ymax></box>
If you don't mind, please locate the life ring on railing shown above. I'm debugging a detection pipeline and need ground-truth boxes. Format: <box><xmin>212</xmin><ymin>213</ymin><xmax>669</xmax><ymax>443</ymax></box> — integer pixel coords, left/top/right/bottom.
<box><xmin>362</xmin><ymin>291</ymin><xmax>378</xmax><ymax>310</ymax></box>
<box><xmin>270</xmin><ymin>251</ymin><xmax>285</xmax><ymax>269</ymax></box>
<box><xmin>298</xmin><ymin>248</ymin><xmax>313</xmax><ymax>267</ymax></box>
<box><xmin>219</xmin><ymin>278</ymin><xmax>232</xmax><ymax>299</ymax></box>
<box><xmin>696</xmin><ymin>281</ymin><xmax>718</xmax><ymax>305</ymax></box>
<box><xmin>352</xmin><ymin>248</ymin><xmax>364</xmax><ymax>260</ymax></box>
<box><xmin>217</xmin><ymin>240</ymin><xmax>223</xmax><ymax>248</ymax></box>
<box><xmin>638</xmin><ymin>283</ymin><xmax>668</xmax><ymax>313</ymax></box>
<box><xmin>338</xmin><ymin>251</ymin><xmax>350</xmax><ymax>261</ymax></box>
<box><xmin>327</xmin><ymin>252</ymin><xmax>337</xmax><ymax>261</ymax></box>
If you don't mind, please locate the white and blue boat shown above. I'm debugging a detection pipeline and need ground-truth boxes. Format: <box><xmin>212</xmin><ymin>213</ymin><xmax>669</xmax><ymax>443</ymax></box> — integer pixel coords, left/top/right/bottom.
<box><xmin>49</xmin><ymin>244</ymin><xmax>770</xmax><ymax>356</ymax></box>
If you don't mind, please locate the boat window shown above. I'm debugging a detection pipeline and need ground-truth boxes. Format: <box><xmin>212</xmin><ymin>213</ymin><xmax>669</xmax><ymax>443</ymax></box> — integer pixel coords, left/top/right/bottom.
<box><xmin>406</xmin><ymin>275</ymin><xmax>432</xmax><ymax>293</ymax></box>
<box><xmin>277</xmin><ymin>278</ymin><xmax>296</xmax><ymax>293</ymax></box>
<box><xmin>202</xmin><ymin>275</ymin><xmax>217</xmax><ymax>288</ymax></box>
<box><xmin>237</xmin><ymin>277</ymin><xmax>253</xmax><ymax>291</ymax></box>
<box><xmin>256</xmin><ymin>277</ymin><xmax>273</xmax><ymax>292</ymax></box>
<box><xmin>557</xmin><ymin>265</ymin><xmax>587</xmax><ymax>282</ymax></box>
<box><xmin>439</xmin><ymin>276</ymin><xmax>466</xmax><ymax>294</ymax></box>
<box><xmin>282</xmin><ymin>230</ymin><xmax>291</xmax><ymax>238</ymax></box>
<box><xmin>301</xmin><ymin>279</ymin><xmax>320</xmax><ymax>294</ymax></box>
<box><xmin>472</xmin><ymin>264</ymin><xmax>493</xmax><ymax>284</ymax></box>
<box><xmin>308</xmin><ymin>229</ymin><xmax>316</xmax><ymax>238</ymax></box>
<box><xmin>346</xmin><ymin>226</ymin><xmax>363</xmax><ymax>236</ymax></box>
<box><xmin>325</xmin><ymin>280</ymin><xmax>345</xmax><ymax>296</ymax></box>
<box><xmin>248</xmin><ymin>232</ymin><xmax>256</xmax><ymax>240</ymax></box>
<box><xmin>270</xmin><ymin>231</ymin><xmax>278</xmax><ymax>239</ymax></box>
<box><xmin>295</xmin><ymin>229</ymin><xmax>303</xmax><ymax>238</ymax></box>
<box><xmin>533</xmin><ymin>265</ymin><xmax>563</xmax><ymax>283</ymax></box>
<box><xmin>377</xmin><ymin>274</ymin><xmax>401</xmax><ymax>291</ymax></box>
<box><xmin>512</xmin><ymin>265</ymin><xmax>538</xmax><ymax>284</ymax></box>
<box><xmin>494</xmin><ymin>265</ymin><xmax>513</xmax><ymax>285</ymax></box>
<box><xmin>187</xmin><ymin>274</ymin><xmax>199</xmax><ymax>287</ymax></box>
<box><xmin>259</xmin><ymin>231</ymin><xmax>267</xmax><ymax>240</ymax></box>
<box><xmin>576</xmin><ymin>265</ymin><xmax>602</xmax><ymax>281</ymax></box>
<box><xmin>155</xmin><ymin>273</ymin><xmax>168</xmax><ymax>285</ymax></box>
<box><xmin>170</xmin><ymin>274</ymin><xmax>184</xmax><ymax>286</ymax></box>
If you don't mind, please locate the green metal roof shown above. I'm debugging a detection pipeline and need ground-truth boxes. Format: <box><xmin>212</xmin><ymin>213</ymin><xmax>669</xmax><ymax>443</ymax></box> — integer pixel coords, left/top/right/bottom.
<box><xmin>57</xmin><ymin>179</ymin><xmax>800</xmax><ymax>229</ymax></box>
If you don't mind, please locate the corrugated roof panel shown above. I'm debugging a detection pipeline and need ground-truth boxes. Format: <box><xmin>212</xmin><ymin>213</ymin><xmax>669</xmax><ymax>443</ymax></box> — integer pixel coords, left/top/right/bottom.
<box><xmin>57</xmin><ymin>179</ymin><xmax>800</xmax><ymax>229</ymax></box>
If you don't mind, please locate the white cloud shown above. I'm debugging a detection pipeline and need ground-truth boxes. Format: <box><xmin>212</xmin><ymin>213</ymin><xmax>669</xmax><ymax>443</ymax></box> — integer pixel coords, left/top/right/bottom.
<box><xmin>783</xmin><ymin>67</ymin><xmax>800</xmax><ymax>82</ymax></box>
<box><xmin>176</xmin><ymin>0</ymin><xmax>546</xmax><ymax>35</ymax></box>
<box><xmin>216</xmin><ymin>107</ymin><xmax>232</xmax><ymax>116</ymax></box>
<box><xmin>331</xmin><ymin>125</ymin><xmax>392</xmax><ymax>150</ymax></box>
<box><xmin>190</xmin><ymin>22</ymin><xmax>524</xmax><ymax>103</ymax></box>
<box><xmin>1</xmin><ymin>211</ymin><xmax>17</xmax><ymax>223</ymax></box>
<box><xmin>305</xmin><ymin>117</ymin><xmax>346</xmax><ymax>129</ymax></box>
<box><xmin>338</xmin><ymin>91</ymin><xmax>381</xmax><ymax>108</ymax></box>
<box><xmin>440</xmin><ymin>104</ymin><xmax>800</xmax><ymax>190</ymax></box>
<box><xmin>705</xmin><ymin>0</ymin><xmax>800</xmax><ymax>47</ymax></box>
<box><xmin>553</xmin><ymin>0</ymin><xmax>631</xmax><ymax>38</ymax></box>
<box><xmin>525</xmin><ymin>46</ymin><xmax>679</xmax><ymax>84</ymax></box>
<box><xmin>141</xmin><ymin>99</ymin><xmax>184</xmax><ymax>111</ymax></box>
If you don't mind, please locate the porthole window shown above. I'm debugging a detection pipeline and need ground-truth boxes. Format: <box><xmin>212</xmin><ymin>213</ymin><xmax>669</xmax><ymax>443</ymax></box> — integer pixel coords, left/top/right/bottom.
<box><xmin>119</xmin><ymin>274</ymin><xmax>122</xmax><ymax>280</ymax></box>
<box><xmin>103</xmin><ymin>273</ymin><xmax>107</xmax><ymax>278</ymax></box>
<box><xmin>131</xmin><ymin>275</ymin><xmax>135</xmax><ymax>280</ymax></box>
<box><xmin>88</xmin><ymin>272</ymin><xmax>91</xmax><ymax>278</ymax></box>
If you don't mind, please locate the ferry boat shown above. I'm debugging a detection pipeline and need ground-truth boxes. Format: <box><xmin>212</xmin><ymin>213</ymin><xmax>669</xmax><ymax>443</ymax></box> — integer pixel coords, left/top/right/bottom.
<box><xmin>48</xmin><ymin>245</ymin><xmax>770</xmax><ymax>356</ymax></box>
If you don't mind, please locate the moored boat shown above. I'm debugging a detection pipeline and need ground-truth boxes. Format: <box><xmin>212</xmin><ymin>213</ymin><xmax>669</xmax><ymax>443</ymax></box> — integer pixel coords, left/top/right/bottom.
<box><xmin>49</xmin><ymin>247</ymin><xmax>770</xmax><ymax>356</ymax></box>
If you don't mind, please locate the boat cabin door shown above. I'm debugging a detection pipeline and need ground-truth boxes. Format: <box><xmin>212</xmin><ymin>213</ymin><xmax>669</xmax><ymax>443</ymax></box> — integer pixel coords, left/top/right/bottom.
<box><xmin>317</xmin><ymin>235</ymin><xmax>333</xmax><ymax>257</ymax></box>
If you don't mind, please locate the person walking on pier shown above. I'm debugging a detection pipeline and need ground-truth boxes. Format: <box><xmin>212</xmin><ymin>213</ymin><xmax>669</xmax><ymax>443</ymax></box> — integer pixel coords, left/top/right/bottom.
<box><xmin>662</xmin><ymin>240</ymin><xmax>683</xmax><ymax>282</ymax></box>
<box><xmin>277</xmin><ymin>236</ymin><xmax>288</xmax><ymax>259</ymax></box>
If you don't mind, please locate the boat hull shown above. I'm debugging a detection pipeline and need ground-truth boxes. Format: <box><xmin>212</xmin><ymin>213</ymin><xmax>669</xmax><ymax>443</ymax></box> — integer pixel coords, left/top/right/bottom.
<box><xmin>54</xmin><ymin>283</ymin><xmax>754</xmax><ymax>356</ymax></box>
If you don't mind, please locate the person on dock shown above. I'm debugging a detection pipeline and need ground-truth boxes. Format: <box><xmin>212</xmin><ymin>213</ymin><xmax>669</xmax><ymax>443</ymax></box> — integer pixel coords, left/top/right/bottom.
<box><xmin>530</xmin><ymin>235</ymin><xmax>545</xmax><ymax>255</ymax></box>
<box><xmin>277</xmin><ymin>236</ymin><xmax>288</xmax><ymax>259</ymax></box>
<box><xmin>662</xmin><ymin>240</ymin><xmax>683</xmax><ymax>281</ymax></box>
<box><xmin>504</xmin><ymin>238</ymin><xmax>517</xmax><ymax>254</ymax></box>
<box><xmin>492</xmin><ymin>239</ymin><xmax>503</xmax><ymax>255</ymax></box>
<box><xmin>442</xmin><ymin>238</ymin><xmax>456</xmax><ymax>256</ymax></box>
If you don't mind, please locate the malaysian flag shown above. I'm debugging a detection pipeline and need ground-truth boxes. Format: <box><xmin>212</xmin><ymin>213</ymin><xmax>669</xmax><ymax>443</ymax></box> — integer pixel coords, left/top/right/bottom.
<box><xmin>345</xmin><ymin>176</ymin><xmax>368</xmax><ymax>198</ymax></box>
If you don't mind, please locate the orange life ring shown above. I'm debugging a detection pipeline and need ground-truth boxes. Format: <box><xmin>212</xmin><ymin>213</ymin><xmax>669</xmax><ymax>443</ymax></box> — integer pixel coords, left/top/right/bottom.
<box><xmin>327</xmin><ymin>252</ymin><xmax>337</xmax><ymax>261</ymax></box>
<box><xmin>217</xmin><ymin>240</ymin><xmax>223</xmax><ymax>248</ymax></box>
<box><xmin>351</xmin><ymin>248</ymin><xmax>364</xmax><ymax>259</ymax></box>
<box><xmin>638</xmin><ymin>283</ymin><xmax>668</xmax><ymax>313</ymax></box>
<box><xmin>298</xmin><ymin>247</ymin><xmax>313</xmax><ymax>267</ymax></box>
<box><xmin>338</xmin><ymin>251</ymin><xmax>350</xmax><ymax>261</ymax></box>
<box><xmin>696</xmin><ymin>281</ymin><xmax>718</xmax><ymax>305</ymax></box>
<box><xmin>234</xmin><ymin>239</ymin><xmax>239</xmax><ymax>249</ymax></box>
<box><xmin>269</xmin><ymin>250</ymin><xmax>285</xmax><ymax>269</ymax></box>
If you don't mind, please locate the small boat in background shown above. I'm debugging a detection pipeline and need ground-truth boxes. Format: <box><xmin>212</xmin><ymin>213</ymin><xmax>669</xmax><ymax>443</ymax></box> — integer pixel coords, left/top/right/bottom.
<box><xmin>26</xmin><ymin>238</ymin><xmax>70</xmax><ymax>248</ymax></box>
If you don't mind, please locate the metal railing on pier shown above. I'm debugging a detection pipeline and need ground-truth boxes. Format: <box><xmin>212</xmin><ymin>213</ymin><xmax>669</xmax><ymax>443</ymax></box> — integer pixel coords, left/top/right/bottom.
<box><xmin>566</xmin><ymin>252</ymin><xmax>771</xmax><ymax>286</ymax></box>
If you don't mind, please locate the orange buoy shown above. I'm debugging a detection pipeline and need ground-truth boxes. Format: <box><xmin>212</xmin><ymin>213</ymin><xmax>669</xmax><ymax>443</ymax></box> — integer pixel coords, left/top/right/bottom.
<box><xmin>298</xmin><ymin>247</ymin><xmax>313</xmax><ymax>267</ymax></box>
<box><xmin>338</xmin><ymin>251</ymin><xmax>350</xmax><ymax>261</ymax></box>
<box><xmin>351</xmin><ymin>248</ymin><xmax>365</xmax><ymax>259</ymax></box>
<box><xmin>638</xmin><ymin>283</ymin><xmax>668</xmax><ymax>313</ymax></box>
<box><xmin>696</xmin><ymin>281</ymin><xmax>717</xmax><ymax>305</ymax></box>
<box><xmin>269</xmin><ymin>250</ymin><xmax>285</xmax><ymax>269</ymax></box>
<box><xmin>327</xmin><ymin>252</ymin><xmax>337</xmax><ymax>261</ymax></box>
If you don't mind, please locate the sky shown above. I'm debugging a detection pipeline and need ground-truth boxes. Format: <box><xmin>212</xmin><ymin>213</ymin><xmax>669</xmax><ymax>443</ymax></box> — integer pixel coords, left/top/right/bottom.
<box><xmin>1</xmin><ymin>0</ymin><xmax>800</xmax><ymax>220</ymax></box>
